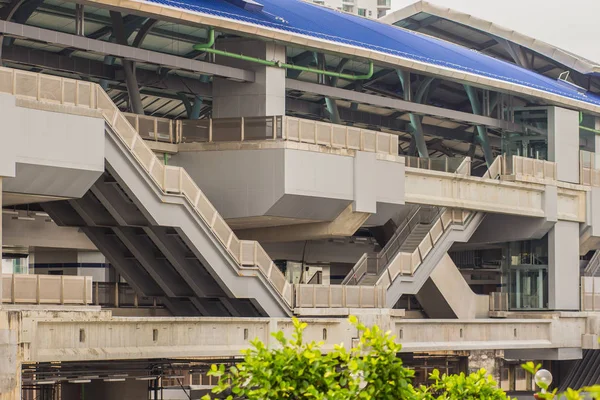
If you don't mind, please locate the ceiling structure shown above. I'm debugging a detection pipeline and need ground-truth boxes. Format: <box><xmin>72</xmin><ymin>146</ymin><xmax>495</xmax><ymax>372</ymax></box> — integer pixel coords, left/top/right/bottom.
<box><xmin>0</xmin><ymin>0</ymin><xmax>593</xmax><ymax>169</ymax></box>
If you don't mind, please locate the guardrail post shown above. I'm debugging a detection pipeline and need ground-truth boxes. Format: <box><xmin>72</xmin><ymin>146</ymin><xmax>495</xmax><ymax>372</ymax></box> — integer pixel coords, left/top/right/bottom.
<box><xmin>60</xmin><ymin>276</ymin><xmax>65</xmax><ymax>305</ymax></box>
<box><xmin>95</xmin><ymin>282</ymin><xmax>99</xmax><ymax>306</ymax></box>
<box><xmin>209</xmin><ymin>119</ymin><xmax>213</xmax><ymax>142</ymax></box>
<box><xmin>153</xmin><ymin>118</ymin><xmax>158</xmax><ymax>142</ymax></box>
<box><xmin>11</xmin><ymin>274</ymin><xmax>15</xmax><ymax>303</ymax></box>
<box><xmin>36</xmin><ymin>275</ymin><xmax>41</xmax><ymax>305</ymax></box>
<box><xmin>240</xmin><ymin>117</ymin><xmax>245</xmax><ymax>141</ymax></box>
<box><xmin>272</xmin><ymin>116</ymin><xmax>277</xmax><ymax>139</ymax></box>
<box><xmin>115</xmin><ymin>282</ymin><xmax>119</xmax><ymax>308</ymax></box>
<box><xmin>83</xmin><ymin>276</ymin><xmax>88</xmax><ymax>305</ymax></box>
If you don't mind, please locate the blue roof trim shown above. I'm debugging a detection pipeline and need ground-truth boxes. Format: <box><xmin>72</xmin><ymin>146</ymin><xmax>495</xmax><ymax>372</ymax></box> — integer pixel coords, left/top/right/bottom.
<box><xmin>142</xmin><ymin>0</ymin><xmax>600</xmax><ymax>108</ymax></box>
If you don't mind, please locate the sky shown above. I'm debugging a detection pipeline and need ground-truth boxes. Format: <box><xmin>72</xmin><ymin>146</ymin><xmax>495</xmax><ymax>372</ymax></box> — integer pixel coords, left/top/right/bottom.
<box><xmin>388</xmin><ymin>0</ymin><xmax>600</xmax><ymax>65</ymax></box>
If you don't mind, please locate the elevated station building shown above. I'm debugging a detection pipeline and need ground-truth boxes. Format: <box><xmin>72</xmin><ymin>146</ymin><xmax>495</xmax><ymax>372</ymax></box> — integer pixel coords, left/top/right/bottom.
<box><xmin>1</xmin><ymin>0</ymin><xmax>600</xmax><ymax>398</ymax></box>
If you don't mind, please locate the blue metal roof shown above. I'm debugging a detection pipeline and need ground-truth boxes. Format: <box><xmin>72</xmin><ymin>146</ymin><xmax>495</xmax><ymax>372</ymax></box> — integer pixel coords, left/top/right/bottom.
<box><xmin>143</xmin><ymin>0</ymin><xmax>600</xmax><ymax>108</ymax></box>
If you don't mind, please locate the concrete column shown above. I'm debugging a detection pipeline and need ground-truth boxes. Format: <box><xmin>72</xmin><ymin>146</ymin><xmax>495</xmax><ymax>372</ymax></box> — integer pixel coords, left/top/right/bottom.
<box><xmin>548</xmin><ymin>107</ymin><xmax>580</xmax><ymax>184</ymax></box>
<box><xmin>0</xmin><ymin>177</ymin><xmax>2</xmax><ymax>305</ymax></box>
<box><xmin>353</xmin><ymin>151</ymin><xmax>377</xmax><ymax>213</ymax></box>
<box><xmin>212</xmin><ymin>38</ymin><xmax>285</xmax><ymax>118</ymax></box>
<box><xmin>468</xmin><ymin>350</ymin><xmax>503</xmax><ymax>384</ymax></box>
<box><xmin>595</xmin><ymin>118</ymin><xmax>600</xmax><ymax>168</ymax></box>
<box><xmin>548</xmin><ymin>220</ymin><xmax>580</xmax><ymax>310</ymax></box>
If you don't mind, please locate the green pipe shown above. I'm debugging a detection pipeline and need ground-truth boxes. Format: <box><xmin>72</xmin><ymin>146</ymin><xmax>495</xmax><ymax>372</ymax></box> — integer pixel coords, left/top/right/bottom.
<box><xmin>164</xmin><ymin>153</ymin><xmax>168</xmax><ymax>165</ymax></box>
<box><xmin>195</xmin><ymin>28</ymin><xmax>215</xmax><ymax>49</ymax></box>
<box><xmin>194</xmin><ymin>43</ymin><xmax>374</xmax><ymax>81</ymax></box>
<box><xmin>580</xmin><ymin>111</ymin><xmax>600</xmax><ymax>134</ymax></box>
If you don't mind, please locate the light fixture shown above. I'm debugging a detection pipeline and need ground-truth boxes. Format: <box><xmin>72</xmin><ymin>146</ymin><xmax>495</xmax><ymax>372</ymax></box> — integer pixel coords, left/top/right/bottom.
<box><xmin>534</xmin><ymin>369</ymin><xmax>553</xmax><ymax>394</ymax></box>
<box><xmin>103</xmin><ymin>378</ymin><xmax>126</xmax><ymax>382</ymax></box>
<box><xmin>68</xmin><ymin>379</ymin><xmax>91</xmax><ymax>384</ymax></box>
<box><xmin>12</xmin><ymin>216</ymin><xmax>35</xmax><ymax>221</ymax></box>
<box><xmin>2</xmin><ymin>209</ymin><xmax>18</xmax><ymax>215</ymax></box>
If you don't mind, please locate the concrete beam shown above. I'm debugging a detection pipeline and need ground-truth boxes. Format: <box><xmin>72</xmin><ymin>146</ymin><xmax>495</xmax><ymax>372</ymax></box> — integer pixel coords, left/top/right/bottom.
<box><xmin>404</xmin><ymin>169</ymin><xmax>585</xmax><ymax>222</ymax></box>
<box><xmin>0</xmin><ymin>20</ymin><xmax>254</xmax><ymax>82</ymax></box>
<box><xmin>286</xmin><ymin>79</ymin><xmax>523</xmax><ymax>132</ymax></box>
<box><xmin>13</xmin><ymin>309</ymin><xmax>591</xmax><ymax>362</ymax></box>
<box><xmin>236</xmin><ymin>204</ymin><xmax>371</xmax><ymax>243</ymax></box>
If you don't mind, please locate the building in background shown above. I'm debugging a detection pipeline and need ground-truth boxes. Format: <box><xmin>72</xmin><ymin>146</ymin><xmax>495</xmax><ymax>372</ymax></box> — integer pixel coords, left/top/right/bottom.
<box><xmin>309</xmin><ymin>0</ymin><xmax>391</xmax><ymax>18</ymax></box>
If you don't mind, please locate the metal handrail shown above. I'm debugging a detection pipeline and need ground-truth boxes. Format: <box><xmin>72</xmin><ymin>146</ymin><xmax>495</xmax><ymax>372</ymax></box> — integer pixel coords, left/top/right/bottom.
<box><xmin>585</xmin><ymin>250</ymin><xmax>600</xmax><ymax>277</ymax></box>
<box><xmin>342</xmin><ymin>206</ymin><xmax>443</xmax><ymax>285</ymax></box>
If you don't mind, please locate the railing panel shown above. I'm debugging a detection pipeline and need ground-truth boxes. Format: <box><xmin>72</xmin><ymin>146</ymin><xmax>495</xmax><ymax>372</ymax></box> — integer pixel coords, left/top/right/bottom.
<box><xmin>347</xmin><ymin>127</ymin><xmax>361</xmax><ymax>150</ymax></box>
<box><xmin>38</xmin><ymin>276</ymin><xmax>61</xmax><ymax>304</ymax></box>
<box><xmin>213</xmin><ymin>214</ymin><xmax>234</xmax><ymax>248</ymax></box>
<box><xmin>137</xmin><ymin>115</ymin><xmax>156</xmax><ymax>140</ymax></box>
<box><xmin>345</xmin><ymin>286</ymin><xmax>361</xmax><ymax>308</ymax></box>
<box><xmin>332</xmin><ymin>125</ymin><xmax>346</xmax><ymax>148</ymax></box>
<box><xmin>96</xmin><ymin>90</ymin><xmax>118</xmax><ymax>122</ymax></box>
<box><xmin>285</xmin><ymin>117</ymin><xmax>300</xmax><ymax>141</ymax></box>
<box><xmin>164</xmin><ymin>166</ymin><xmax>181</xmax><ymax>193</ymax></box>
<box><xmin>0</xmin><ymin>68</ymin><xmax>14</xmax><ymax>94</ymax></box>
<box><xmin>149</xmin><ymin>159</ymin><xmax>165</xmax><ymax>187</ymax></box>
<box><xmin>240</xmin><ymin>241</ymin><xmax>256</xmax><ymax>266</ymax></box>
<box><xmin>132</xmin><ymin>139</ymin><xmax>157</xmax><ymax>172</ymax></box>
<box><xmin>418</xmin><ymin>235</ymin><xmax>433</xmax><ymax>260</ymax></box>
<box><xmin>212</xmin><ymin>118</ymin><xmax>242</xmax><ymax>142</ymax></box>
<box><xmin>316</xmin><ymin>122</ymin><xmax>331</xmax><ymax>145</ymax></box>
<box><xmin>362</xmin><ymin>131</ymin><xmax>376</xmax><ymax>152</ymax></box>
<box><xmin>39</xmin><ymin>75</ymin><xmax>62</xmax><ymax>103</ymax></box>
<box><xmin>180</xmin><ymin>170</ymin><xmax>199</xmax><ymax>205</ymax></box>
<box><xmin>489</xmin><ymin>292</ymin><xmax>509</xmax><ymax>312</ymax></box>
<box><xmin>113</xmin><ymin>113</ymin><xmax>137</xmax><ymax>148</ymax></box>
<box><xmin>62</xmin><ymin>276</ymin><xmax>86</xmax><ymax>304</ymax></box>
<box><xmin>244</xmin><ymin>117</ymin><xmax>274</xmax><ymax>141</ymax></box>
<box><xmin>77</xmin><ymin>82</ymin><xmax>92</xmax><ymax>108</ymax></box>
<box><xmin>3</xmin><ymin>274</ymin><xmax>91</xmax><ymax>305</ymax></box>
<box><xmin>14</xmin><ymin>71</ymin><xmax>38</xmax><ymax>98</ymax></box>
<box><xmin>180</xmin><ymin>119</ymin><xmax>210</xmax><ymax>143</ymax></box>
<box><xmin>14</xmin><ymin>275</ymin><xmax>38</xmax><ymax>303</ymax></box>
<box><xmin>195</xmin><ymin>193</ymin><xmax>217</xmax><ymax>225</ymax></box>
<box><xmin>377</xmin><ymin>132</ymin><xmax>390</xmax><ymax>154</ymax></box>
<box><xmin>299</xmin><ymin>119</ymin><xmax>316</xmax><ymax>143</ymax></box>
<box><xmin>228</xmin><ymin>236</ymin><xmax>241</xmax><ymax>264</ymax></box>
<box><xmin>429</xmin><ymin>219</ymin><xmax>444</xmax><ymax>244</ymax></box>
<box><xmin>268</xmin><ymin>264</ymin><xmax>286</xmax><ymax>295</ymax></box>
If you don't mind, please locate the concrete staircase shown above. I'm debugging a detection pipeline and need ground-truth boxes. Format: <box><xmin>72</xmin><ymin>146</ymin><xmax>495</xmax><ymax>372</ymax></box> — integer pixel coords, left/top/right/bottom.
<box><xmin>344</xmin><ymin>207</ymin><xmax>487</xmax><ymax>318</ymax></box>
<box><xmin>399</xmin><ymin>223</ymin><xmax>433</xmax><ymax>252</ymax></box>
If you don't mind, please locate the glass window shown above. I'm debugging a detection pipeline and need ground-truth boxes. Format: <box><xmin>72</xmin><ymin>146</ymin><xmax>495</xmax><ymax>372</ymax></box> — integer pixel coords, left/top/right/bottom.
<box><xmin>506</xmin><ymin>236</ymin><xmax>549</xmax><ymax>310</ymax></box>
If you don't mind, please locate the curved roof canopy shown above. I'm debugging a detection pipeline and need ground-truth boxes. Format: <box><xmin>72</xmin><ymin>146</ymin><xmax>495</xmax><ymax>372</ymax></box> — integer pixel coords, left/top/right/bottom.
<box><xmin>143</xmin><ymin>0</ymin><xmax>600</xmax><ymax>108</ymax></box>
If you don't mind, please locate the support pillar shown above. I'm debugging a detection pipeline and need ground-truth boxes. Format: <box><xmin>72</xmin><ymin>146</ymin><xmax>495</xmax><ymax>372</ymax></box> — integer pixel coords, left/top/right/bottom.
<box><xmin>547</xmin><ymin>107</ymin><xmax>581</xmax><ymax>184</ymax></box>
<box><xmin>468</xmin><ymin>350</ymin><xmax>503</xmax><ymax>383</ymax></box>
<box><xmin>75</xmin><ymin>4</ymin><xmax>84</xmax><ymax>36</ymax></box>
<box><xmin>464</xmin><ymin>85</ymin><xmax>493</xmax><ymax>166</ymax></box>
<box><xmin>212</xmin><ymin>38</ymin><xmax>285</xmax><ymax>118</ymax></box>
<box><xmin>548</xmin><ymin>220</ymin><xmax>580</xmax><ymax>310</ymax></box>
<box><xmin>109</xmin><ymin>11</ymin><xmax>144</xmax><ymax>115</ymax></box>
<box><xmin>397</xmin><ymin>70</ymin><xmax>428</xmax><ymax>158</ymax></box>
<box><xmin>0</xmin><ymin>177</ymin><xmax>2</xmax><ymax>305</ymax></box>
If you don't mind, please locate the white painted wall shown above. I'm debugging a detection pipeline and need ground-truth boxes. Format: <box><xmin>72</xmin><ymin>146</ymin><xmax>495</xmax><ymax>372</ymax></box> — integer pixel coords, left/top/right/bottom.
<box><xmin>390</xmin><ymin>0</ymin><xmax>600</xmax><ymax>65</ymax></box>
<box><xmin>548</xmin><ymin>107</ymin><xmax>580</xmax><ymax>184</ymax></box>
<box><xmin>0</xmin><ymin>94</ymin><xmax>104</xmax><ymax>198</ymax></box>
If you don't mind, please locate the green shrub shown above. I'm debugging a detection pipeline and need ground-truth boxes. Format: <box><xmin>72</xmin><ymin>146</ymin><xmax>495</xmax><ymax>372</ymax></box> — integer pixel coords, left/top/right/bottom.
<box><xmin>202</xmin><ymin>316</ymin><xmax>599</xmax><ymax>400</ymax></box>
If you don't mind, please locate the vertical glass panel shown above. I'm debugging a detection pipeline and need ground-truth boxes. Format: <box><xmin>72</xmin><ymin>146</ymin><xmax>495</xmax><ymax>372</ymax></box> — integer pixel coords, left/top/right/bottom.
<box><xmin>506</xmin><ymin>235</ymin><xmax>549</xmax><ymax>310</ymax></box>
